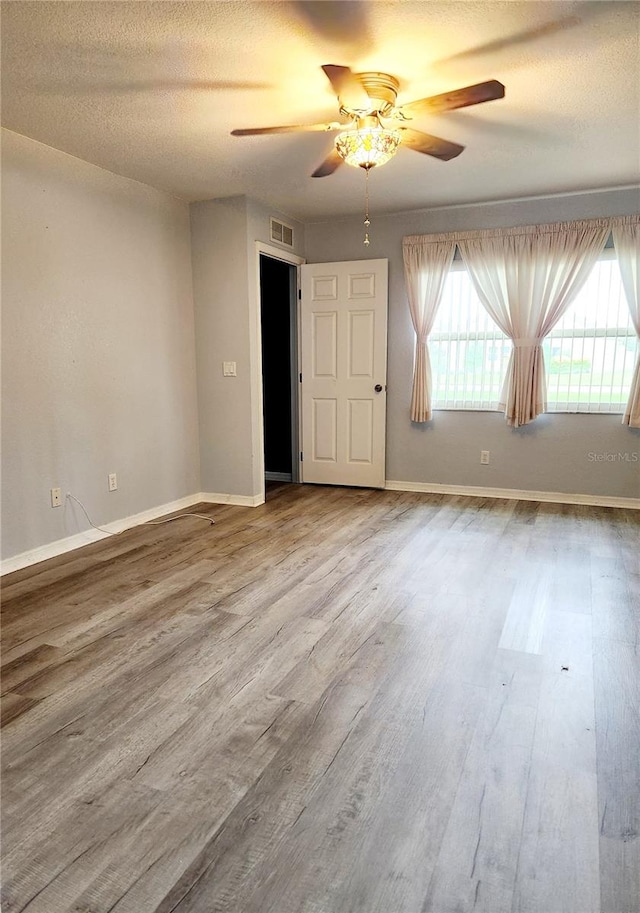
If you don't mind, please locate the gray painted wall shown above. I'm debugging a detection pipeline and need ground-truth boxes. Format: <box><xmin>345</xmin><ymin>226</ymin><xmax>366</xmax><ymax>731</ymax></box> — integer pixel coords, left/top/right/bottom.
<box><xmin>2</xmin><ymin>130</ymin><xmax>637</xmax><ymax>566</ymax></box>
<box><xmin>1</xmin><ymin>130</ymin><xmax>200</xmax><ymax>560</ymax></box>
<box><xmin>305</xmin><ymin>188</ymin><xmax>640</xmax><ymax>499</ymax></box>
<box><xmin>190</xmin><ymin>196</ymin><xmax>253</xmax><ymax>496</ymax></box>
<box><xmin>190</xmin><ymin>195</ymin><xmax>305</xmax><ymax>497</ymax></box>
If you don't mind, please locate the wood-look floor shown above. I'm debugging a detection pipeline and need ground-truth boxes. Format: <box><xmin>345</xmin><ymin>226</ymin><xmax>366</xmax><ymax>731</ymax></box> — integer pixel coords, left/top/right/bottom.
<box><xmin>1</xmin><ymin>484</ymin><xmax>639</xmax><ymax>913</ymax></box>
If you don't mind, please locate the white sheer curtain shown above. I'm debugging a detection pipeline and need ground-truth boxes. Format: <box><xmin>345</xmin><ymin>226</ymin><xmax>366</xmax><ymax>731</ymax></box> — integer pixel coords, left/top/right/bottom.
<box><xmin>403</xmin><ymin>236</ymin><xmax>456</xmax><ymax>422</ymax></box>
<box><xmin>613</xmin><ymin>221</ymin><xmax>640</xmax><ymax>428</ymax></box>
<box><xmin>458</xmin><ymin>224</ymin><xmax>609</xmax><ymax>427</ymax></box>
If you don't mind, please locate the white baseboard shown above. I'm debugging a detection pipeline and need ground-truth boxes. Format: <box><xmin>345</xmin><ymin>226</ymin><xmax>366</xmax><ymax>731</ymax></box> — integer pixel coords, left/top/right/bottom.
<box><xmin>199</xmin><ymin>491</ymin><xmax>265</xmax><ymax>508</ymax></box>
<box><xmin>265</xmin><ymin>472</ymin><xmax>292</xmax><ymax>482</ymax></box>
<box><xmin>1</xmin><ymin>528</ymin><xmax>108</xmax><ymax>576</ymax></box>
<box><xmin>1</xmin><ymin>494</ymin><xmax>207</xmax><ymax>576</ymax></box>
<box><xmin>385</xmin><ymin>479</ymin><xmax>640</xmax><ymax>510</ymax></box>
<box><xmin>1</xmin><ymin>491</ymin><xmax>268</xmax><ymax>576</ymax></box>
<box><xmin>6</xmin><ymin>479</ymin><xmax>635</xmax><ymax>577</ymax></box>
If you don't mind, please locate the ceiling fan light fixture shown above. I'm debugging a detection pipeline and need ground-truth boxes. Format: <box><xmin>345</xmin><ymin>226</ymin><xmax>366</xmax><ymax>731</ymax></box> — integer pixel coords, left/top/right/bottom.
<box><xmin>335</xmin><ymin>125</ymin><xmax>402</xmax><ymax>170</ymax></box>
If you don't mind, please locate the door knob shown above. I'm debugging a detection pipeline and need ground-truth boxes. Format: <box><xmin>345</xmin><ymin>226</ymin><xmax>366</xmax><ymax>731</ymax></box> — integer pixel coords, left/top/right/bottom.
<box><xmin>374</xmin><ymin>384</ymin><xmax>383</xmax><ymax>393</ymax></box>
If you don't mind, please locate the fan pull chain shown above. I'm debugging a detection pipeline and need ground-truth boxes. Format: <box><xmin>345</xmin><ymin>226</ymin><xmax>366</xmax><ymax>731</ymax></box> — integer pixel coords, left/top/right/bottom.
<box><xmin>363</xmin><ymin>167</ymin><xmax>371</xmax><ymax>246</ymax></box>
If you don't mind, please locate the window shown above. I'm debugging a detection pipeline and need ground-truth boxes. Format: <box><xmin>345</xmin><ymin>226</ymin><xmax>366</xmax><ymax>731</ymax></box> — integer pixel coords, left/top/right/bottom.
<box><xmin>430</xmin><ymin>249</ymin><xmax>637</xmax><ymax>413</ymax></box>
<box><xmin>430</xmin><ymin>262</ymin><xmax>509</xmax><ymax>410</ymax></box>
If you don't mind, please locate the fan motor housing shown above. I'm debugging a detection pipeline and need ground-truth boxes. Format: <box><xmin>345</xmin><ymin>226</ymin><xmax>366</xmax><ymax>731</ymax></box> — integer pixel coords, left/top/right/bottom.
<box><xmin>348</xmin><ymin>72</ymin><xmax>400</xmax><ymax>115</ymax></box>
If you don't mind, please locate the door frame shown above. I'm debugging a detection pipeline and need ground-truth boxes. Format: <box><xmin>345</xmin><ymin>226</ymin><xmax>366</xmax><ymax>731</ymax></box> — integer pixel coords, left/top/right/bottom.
<box><xmin>252</xmin><ymin>242</ymin><xmax>305</xmax><ymax>503</ymax></box>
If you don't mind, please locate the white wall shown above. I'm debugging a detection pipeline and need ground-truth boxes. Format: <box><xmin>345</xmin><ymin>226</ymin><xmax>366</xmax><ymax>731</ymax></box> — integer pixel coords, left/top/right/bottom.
<box><xmin>190</xmin><ymin>195</ymin><xmax>305</xmax><ymax>499</ymax></box>
<box><xmin>1</xmin><ymin>130</ymin><xmax>201</xmax><ymax>560</ymax></box>
<box><xmin>305</xmin><ymin>188</ymin><xmax>640</xmax><ymax>500</ymax></box>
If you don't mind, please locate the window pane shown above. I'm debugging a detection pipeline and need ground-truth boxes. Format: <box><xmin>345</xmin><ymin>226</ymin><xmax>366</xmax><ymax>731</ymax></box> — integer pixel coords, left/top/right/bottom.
<box><xmin>430</xmin><ymin>255</ymin><xmax>637</xmax><ymax>413</ymax></box>
<box><xmin>545</xmin><ymin>257</ymin><xmax>637</xmax><ymax>413</ymax></box>
<box><xmin>431</xmin><ymin>268</ymin><xmax>509</xmax><ymax>409</ymax></box>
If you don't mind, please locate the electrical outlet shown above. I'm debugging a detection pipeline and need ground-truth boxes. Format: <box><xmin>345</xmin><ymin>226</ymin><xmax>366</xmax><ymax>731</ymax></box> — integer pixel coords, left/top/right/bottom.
<box><xmin>480</xmin><ymin>451</ymin><xmax>490</xmax><ymax>465</ymax></box>
<box><xmin>50</xmin><ymin>487</ymin><xmax>62</xmax><ymax>507</ymax></box>
<box><xmin>223</xmin><ymin>361</ymin><xmax>237</xmax><ymax>377</ymax></box>
<box><xmin>108</xmin><ymin>473</ymin><xmax>118</xmax><ymax>491</ymax></box>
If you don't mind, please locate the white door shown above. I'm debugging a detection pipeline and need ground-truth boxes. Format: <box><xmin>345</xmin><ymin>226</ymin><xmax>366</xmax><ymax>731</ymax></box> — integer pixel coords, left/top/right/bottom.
<box><xmin>300</xmin><ymin>259</ymin><xmax>388</xmax><ymax>488</ymax></box>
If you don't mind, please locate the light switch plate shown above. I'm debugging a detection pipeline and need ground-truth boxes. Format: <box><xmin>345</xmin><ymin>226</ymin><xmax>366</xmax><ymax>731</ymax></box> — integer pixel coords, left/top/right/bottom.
<box><xmin>223</xmin><ymin>361</ymin><xmax>237</xmax><ymax>376</ymax></box>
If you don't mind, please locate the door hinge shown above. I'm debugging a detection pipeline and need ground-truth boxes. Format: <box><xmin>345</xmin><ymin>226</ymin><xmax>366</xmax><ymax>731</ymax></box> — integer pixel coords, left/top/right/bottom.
<box><xmin>300</xmin><ymin>451</ymin><xmax>303</xmax><ymax>462</ymax></box>
<box><xmin>298</xmin><ymin>288</ymin><xmax>301</xmax><ymax>299</ymax></box>
<box><xmin>299</xmin><ymin>373</ymin><xmax>302</xmax><ymax>383</ymax></box>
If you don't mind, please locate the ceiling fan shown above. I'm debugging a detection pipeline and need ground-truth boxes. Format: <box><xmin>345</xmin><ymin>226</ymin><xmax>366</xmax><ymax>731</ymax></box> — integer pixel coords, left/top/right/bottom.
<box><xmin>231</xmin><ymin>64</ymin><xmax>505</xmax><ymax>177</ymax></box>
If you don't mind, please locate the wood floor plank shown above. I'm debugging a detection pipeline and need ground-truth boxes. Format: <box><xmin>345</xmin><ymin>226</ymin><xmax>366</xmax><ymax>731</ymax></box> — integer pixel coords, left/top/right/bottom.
<box><xmin>498</xmin><ymin>565</ymin><xmax>550</xmax><ymax>655</ymax></box>
<box><xmin>1</xmin><ymin>644</ymin><xmax>66</xmax><ymax>695</ymax></box>
<box><xmin>512</xmin><ymin>766</ymin><xmax>600</xmax><ymax>913</ymax></box>
<box><xmin>512</xmin><ymin>610</ymin><xmax>600</xmax><ymax>913</ymax></box>
<box><xmin>593</xmin><ymin>636</ymin><xmax>640</xmax><ymax>913</ymax></box>
<box><xmin>2</xmin><ymin>690</ymin><xmax>195</xmax><ymax>855</ymax></box>
<box><xmin>1</xmin><ymin>780</ymin><xmax>165</xmax><ymax>913</ymax></box>
<box><xmin>151</xmin><ymin>622</ymin><xmax>408</xmax><ymax>913</ymax></box>
<box><xmin>424</xmin><ymin>650</ymin><xmax>542</xmax><ymax>913</ymax></box>
<box><xmin>1</xmin><ymin>691</ymin><xmax>41</xmax><ymax>727</ymax></box>
<box><xmin>93</xmin><ymin>623</ymin><xmax>404</xmax><ymax>913</ymax></box>
<box><xmin>591</xmin><ymin>553</ymin><xmax>639</xmax><ymax>646</ymax></box>
<box><xmin>1</xmin><ymin>606</ymin><xmax>248</xmax><ymax>769</ymax></box>
<box><xmin>1</xmin><ymin>485</ymin><xmax>638</xmax><ymax>913</ymax></box>
<box><xmin>293</xmin><ymin>677</ymin><xmax>485</xmax><ymax>913</ymax></box>
<box><xmin>598</xmin><ymin>837</ymin><xmax>640</xmax><ymax>913</ymax></box>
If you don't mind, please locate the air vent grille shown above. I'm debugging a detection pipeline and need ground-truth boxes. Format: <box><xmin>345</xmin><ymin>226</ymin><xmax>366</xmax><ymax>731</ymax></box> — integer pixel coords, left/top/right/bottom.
<box><xmin>270</xmin><ymin>218</ymin><xmax>294</xmax><ymax>248</ymax></box>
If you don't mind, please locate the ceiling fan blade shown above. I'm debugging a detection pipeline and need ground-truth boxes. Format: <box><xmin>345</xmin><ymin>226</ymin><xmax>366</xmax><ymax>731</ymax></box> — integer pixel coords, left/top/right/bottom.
<box><xmin>400</xmin><ymin>80</ymin><xmax>505</xmax><ymax>118</ymax></box>
<box><xmin>41</xmin><ymin>79</ymin><xmax>273</xmax><ymax>95</ymax></box>
<box><xmin>435</xmin><ymin>10</ymin><xmax>592</xmax><ymax>65</ymax></box>
<box><xmin>311</xmin><ymin>148</ymin><xmax>344</xmax><ymax>178</ymax></box>
<box><xmin>231</xmin><ymin>122</ymin><xmax>342</xmax><ymax>136</ymax></box>
<box><xmin>399</xmin><ymin>128</ymin><xmax>465</xmax><ymax>161</ymax></box>
<box><xmin>294</xmin><ymin>2</ymin><xmax>373</xmax><ymax>51</ymax></box>
<box><xmin>322</xmin><ymin>64</ymin><xmax>371</xmax><ymax>110</ymax></box>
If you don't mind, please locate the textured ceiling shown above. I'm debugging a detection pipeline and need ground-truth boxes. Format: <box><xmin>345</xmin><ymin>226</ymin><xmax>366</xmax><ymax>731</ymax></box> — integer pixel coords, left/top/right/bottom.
<box><xmin>2</xmin><ymin>1</ymin><xmax>639</xmax><ymax>220</ymax></box>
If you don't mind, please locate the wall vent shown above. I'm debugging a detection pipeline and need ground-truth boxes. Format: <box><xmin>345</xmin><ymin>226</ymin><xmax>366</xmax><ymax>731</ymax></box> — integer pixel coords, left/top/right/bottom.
<box><xmin>270</xmin><ymin>218</ymin><xmax>294</xmax><ymax>248</ymax></box>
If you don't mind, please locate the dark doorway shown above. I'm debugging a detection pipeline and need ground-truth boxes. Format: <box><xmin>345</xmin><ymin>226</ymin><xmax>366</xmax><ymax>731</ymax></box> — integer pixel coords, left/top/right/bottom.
<box><xmin>259</xmin><ymin>254</ymin><xmax>297</xmax><ymax>481</ymax></box>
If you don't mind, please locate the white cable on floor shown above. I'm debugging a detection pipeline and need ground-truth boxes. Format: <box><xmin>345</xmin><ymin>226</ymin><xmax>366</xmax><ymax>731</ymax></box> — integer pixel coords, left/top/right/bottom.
<box><xmin>65</xmin><ymin>492</ymin><xmax>215</xmax><ymax>537</ymax></box>
<box><xmin>66</xmin><ymin>492</ymin><xmax>115</xmax><ymax>535</ymax></box>
<box><xmin>144</xmin><ymin>513</ymin><xmax>215</xmax><ymax>526</ymax></box>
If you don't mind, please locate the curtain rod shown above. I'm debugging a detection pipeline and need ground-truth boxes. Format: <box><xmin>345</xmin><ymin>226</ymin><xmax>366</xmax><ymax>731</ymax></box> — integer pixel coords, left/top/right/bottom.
<box><xmin>403</xmin><ymin>213</ymin><xmax>639</xmax><ymax>246</ymax></box>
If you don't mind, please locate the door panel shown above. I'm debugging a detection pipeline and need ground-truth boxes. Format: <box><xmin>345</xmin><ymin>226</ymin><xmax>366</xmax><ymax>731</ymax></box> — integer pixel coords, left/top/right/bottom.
<box><xmin>312</xmin><ymin>398</ymin><xmax>337</xmax><ymax>462</ymax></box>
<box><xmin>349</xmin><ymin>310</ymin><xmax>375</xmax><ymax>377</ymax></box>
<box><xmin>301</xmin><ymin>259</ymin><xmax>388</xmax><ymax>488</ymax></box>
<box><xmin>312</xmin><ymin>312</ymin><xmax>338</xmax><ymax>378</ymax></box>
<box><xmin>348</xmin><ymin>399</ymin><xmax>374</xmax><ymax>463</ymax></box>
